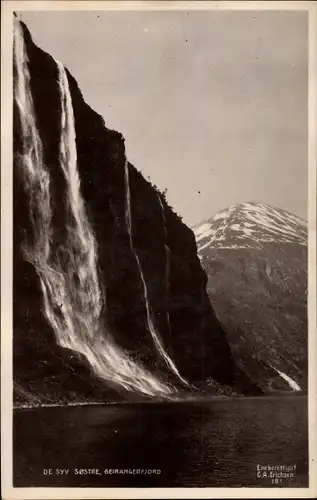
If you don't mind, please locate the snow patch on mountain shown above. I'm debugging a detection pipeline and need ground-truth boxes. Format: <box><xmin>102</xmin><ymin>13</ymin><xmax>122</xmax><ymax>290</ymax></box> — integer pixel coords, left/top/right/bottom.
<box><xmin>193</xmin><ymin>202</ymin><xmax>307</xmax><ymax>252</ymax></box>
<box><xmin>270</xmin><ymin>366</ymin><xmax>301</xmax><ymax>391</ymax></box>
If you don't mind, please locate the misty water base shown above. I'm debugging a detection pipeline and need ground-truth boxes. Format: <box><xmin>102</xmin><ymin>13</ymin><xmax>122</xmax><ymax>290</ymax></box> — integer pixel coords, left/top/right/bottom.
<box><xmin>14</xmin><ymin>395</ymin><xmax>308</xmax><ymax>488</ymax></box>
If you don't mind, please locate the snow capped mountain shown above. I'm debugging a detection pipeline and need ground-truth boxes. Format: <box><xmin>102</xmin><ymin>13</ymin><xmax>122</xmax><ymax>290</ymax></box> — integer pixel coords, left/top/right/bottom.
<box><xmin>193</xmin><ymin>202</ymin><xmax>308</xmax><ymax>393</ymax></box>
<box><xmin>193</xmin><ymin>202</ymin><xmax>307</xmax><ymax>252</ymax></box>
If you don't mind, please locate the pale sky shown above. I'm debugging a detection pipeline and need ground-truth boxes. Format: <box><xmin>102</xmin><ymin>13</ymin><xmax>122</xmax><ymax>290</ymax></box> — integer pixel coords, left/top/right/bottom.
<box><xmin>18</xmin><ymin>10</ymin><xmax>308</xmax><ymax>226</ymax></box>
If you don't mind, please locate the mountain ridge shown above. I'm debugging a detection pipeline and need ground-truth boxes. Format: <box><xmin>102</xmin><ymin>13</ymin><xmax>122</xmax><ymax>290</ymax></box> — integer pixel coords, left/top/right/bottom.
<box><xmin>194</xmin><ymin>202</ymin><xmax>307</xmax><ymax>252</ymax></box>
<box><xmin>194</xmin><ymin>201</ymin><xmax>308</xmax><ymax>393</ymax></box>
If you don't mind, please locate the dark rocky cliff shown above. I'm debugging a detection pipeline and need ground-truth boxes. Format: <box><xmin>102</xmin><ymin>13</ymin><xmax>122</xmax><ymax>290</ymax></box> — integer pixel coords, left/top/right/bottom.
<box><xmin>13</xmin><ymin>21</ymin><xmax>257</xmax><ymax>406</ymax></box>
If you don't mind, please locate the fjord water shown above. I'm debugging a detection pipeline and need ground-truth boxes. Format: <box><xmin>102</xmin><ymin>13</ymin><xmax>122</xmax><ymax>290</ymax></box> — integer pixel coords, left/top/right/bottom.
<box><xmin>14</xmin><ymin>395</ymin><xmax>308</xmax><ymax>488</ymax></box>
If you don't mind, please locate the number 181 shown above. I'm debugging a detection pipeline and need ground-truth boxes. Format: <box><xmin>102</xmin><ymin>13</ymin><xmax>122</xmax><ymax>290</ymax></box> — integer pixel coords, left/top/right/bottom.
<box><xmin>271</xmin><ymin>478</ymin><xmax>282</xmax><ymax>485</ymax></box>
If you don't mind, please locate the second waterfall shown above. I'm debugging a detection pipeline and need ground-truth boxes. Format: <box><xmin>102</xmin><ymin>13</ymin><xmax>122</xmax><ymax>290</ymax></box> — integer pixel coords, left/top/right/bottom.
<box><xmin>124</xmin><ymin>161</ymin><xmax>189</xmax><ymax>387</ymax></box>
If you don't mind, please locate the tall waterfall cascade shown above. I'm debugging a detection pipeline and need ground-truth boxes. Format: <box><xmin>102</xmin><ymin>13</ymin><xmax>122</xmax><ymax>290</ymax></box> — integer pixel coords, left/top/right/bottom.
<box><xmin>13</xmin><ymin>18</ymin><xmax>177</xmax><ymax>398</ymax></box>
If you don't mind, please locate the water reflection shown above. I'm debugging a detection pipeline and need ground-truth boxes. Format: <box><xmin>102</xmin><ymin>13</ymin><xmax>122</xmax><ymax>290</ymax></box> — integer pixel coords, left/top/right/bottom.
<box><xmin>14</xmin><ymin>397</ymin><xmax>308</xmax><ymax>487</ymax></box>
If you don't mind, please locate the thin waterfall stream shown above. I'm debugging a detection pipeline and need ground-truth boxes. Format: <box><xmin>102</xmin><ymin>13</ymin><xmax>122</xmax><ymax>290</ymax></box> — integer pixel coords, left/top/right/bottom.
<box><xmin>124</xmin><ymin>161</ymin><xmax>189</xmax><ymax>387</ymax></box>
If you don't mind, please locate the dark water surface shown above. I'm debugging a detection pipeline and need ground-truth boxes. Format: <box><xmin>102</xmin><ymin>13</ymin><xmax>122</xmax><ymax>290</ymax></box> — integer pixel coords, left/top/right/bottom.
<box><xmin>14</xmin><ymin>395</ymin><xmax>308</xmax><ymax>487</ymax></box>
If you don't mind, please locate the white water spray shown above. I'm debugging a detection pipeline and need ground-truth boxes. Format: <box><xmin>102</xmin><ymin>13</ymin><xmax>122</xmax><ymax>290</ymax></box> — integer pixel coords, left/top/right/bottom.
<box><xmin>124</xmin><ymin>162</ymin><xmax>189</xmax><ymax>387</ymax></box>
<box><xmin>270</xmin><ymin>365</ymin><xmax>301</xmax><ymax>392</ymax></box>
<box><xmin>13</xmin><ymin>19</ymin><xmax>173</xmax><ymax>398</ymax></box>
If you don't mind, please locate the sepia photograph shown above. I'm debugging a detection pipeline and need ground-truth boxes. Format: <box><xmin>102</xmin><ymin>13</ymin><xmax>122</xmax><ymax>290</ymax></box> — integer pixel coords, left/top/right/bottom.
<box><xmin>1</xmin><ymin>1</ymin><xmax>316</xmax><ymax>498</ymax></box>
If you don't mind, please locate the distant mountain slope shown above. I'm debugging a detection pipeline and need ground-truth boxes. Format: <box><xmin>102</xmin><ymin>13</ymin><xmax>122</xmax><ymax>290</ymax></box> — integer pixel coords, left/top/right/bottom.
<box><xmin>194</xmin><ymin>202</ymin><xmax>308</xmax><ymax>393</ymax></box>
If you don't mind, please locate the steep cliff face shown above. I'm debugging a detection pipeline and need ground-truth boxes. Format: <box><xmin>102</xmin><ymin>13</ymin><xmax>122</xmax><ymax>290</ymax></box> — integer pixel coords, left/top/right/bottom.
<box><xmin>194</xmin><ymin>203</ymin><xmax>308</xmax><ymax>393</ymax></box>
<box><xmin>13</xmin><ymin>20</ymin><xmax>256</xmax><ymax>406</ymax></box>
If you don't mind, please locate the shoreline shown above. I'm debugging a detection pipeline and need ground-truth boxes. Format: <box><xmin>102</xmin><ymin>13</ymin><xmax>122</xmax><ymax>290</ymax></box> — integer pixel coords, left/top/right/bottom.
<box><xmin>13</xmin><ymin>391</ymin><xmax>308</xmax><ymax>410</ymax></box>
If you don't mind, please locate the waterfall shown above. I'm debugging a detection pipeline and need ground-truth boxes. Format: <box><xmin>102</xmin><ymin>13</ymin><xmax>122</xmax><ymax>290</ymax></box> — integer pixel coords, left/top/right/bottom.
<box><xmin>270</xmin><ymin>366</ymin><xmax>301</xmax><ymax>392</ymax></box>
<box><xmin>13</xmin><ymin>18</ymin><xmax>173</xmax><ymax>398</ymax></box>
<box><xmin>157</xmin><ymin>193</ymin><xmax>172</xmax><ymax>341</ymax></box>
<box><xmin>124</xmin><ymin>162</ymin><xmax>189</xmax><ymax>387</ymax></box>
